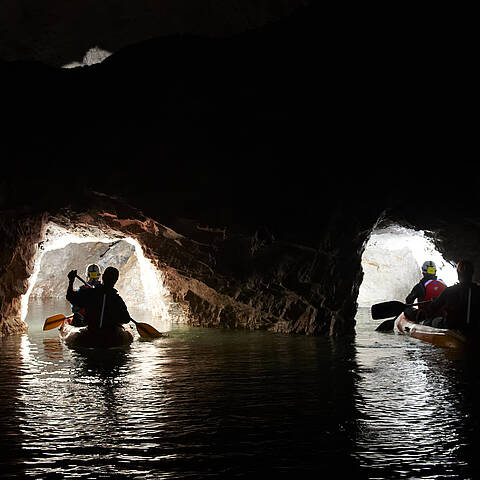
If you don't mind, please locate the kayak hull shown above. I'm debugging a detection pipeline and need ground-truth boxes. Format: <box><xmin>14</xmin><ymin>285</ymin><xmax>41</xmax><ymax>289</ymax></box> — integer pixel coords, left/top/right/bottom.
<box><xmin>60</xmin><ymin>322</ymin><xmax>134</xmax><ymax>349</ymax></box>
<box><xmin>394</xmin><ymin>313</ymin><xmax>467</xmax><ymax>349</ymax></box>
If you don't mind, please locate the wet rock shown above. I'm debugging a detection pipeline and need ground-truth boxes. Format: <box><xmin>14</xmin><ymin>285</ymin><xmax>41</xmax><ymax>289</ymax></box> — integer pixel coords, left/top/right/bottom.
<box><xmin>0</xmin><ymin>212</ymin><xmax>45</xmax><ymax>336</ymax></box>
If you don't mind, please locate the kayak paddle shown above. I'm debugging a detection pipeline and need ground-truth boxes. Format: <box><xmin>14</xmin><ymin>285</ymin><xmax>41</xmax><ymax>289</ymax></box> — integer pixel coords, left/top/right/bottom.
<box><xmin>371</xmin><ymin>300</ymin><xmax>432</xmax><ymax>320</ymax></box>
<box><xmin>375</xmin><ymin>315</ymin><xmax>400</xmax><ymax>332</ymax></box>
<box><xmin>43</xmin><ymin>313</ymin><xmax>74</xmax><ymax>331</ymax></box>
<box><xmin>74</xmin><ymin>274</ymin><xmax>165</xmax><ymax>339</ymax></box>
<box><xmin>130</xmin><ymin>319</ymin><xmax>165</xmax><ymax>339</ymax></box>
<box><xmin>372</xmin><ymin>300</ymin><xmax>432</xmax><ymax>332</ymax></box>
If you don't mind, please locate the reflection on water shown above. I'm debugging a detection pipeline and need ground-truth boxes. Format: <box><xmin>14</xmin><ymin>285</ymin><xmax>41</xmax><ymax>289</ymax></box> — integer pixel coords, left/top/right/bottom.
<box><xmin>1</xmin><ymin>299</ymin><xmax>359</xmax><ymax>478</ymax></box>
<box><xmin>355</xmin><ymin>308</ymin><xmax>480</xmax><ymax>479</ymax></box>
<box><xmin>1</xmin><ymin>301</ymin><xmax>480</xmax><ymax>478</ymax></box>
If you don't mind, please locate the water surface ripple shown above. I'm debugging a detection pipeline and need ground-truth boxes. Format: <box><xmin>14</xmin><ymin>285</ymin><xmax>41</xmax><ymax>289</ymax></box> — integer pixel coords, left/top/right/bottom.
<box><xmin>1</xmin><ymin>301</ymin><xmax>479</xmax><ymax>478</ymax></box>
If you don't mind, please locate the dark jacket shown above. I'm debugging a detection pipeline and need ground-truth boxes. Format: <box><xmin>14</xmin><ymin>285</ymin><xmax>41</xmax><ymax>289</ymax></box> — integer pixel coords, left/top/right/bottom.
<box><xmin>405</xmin><ymin>274</ymin><xmax>437</xmax><ymax>304</ymax></box>
<box><xmin>66</xmin><ymin>284</ymin><xmax>131</xmax><ymax>330</ymax></box>
<box><xmin>71</xmin><ymin>281</ymin><xmax>101</xmax><ymax>327</ymax></box>
<box><xmin>425</xmin><ymin>282</ymin><xmax>480</xmax><ymax>333</ymax></box>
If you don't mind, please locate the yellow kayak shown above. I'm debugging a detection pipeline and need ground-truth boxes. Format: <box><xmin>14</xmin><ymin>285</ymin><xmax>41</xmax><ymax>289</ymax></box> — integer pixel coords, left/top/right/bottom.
<box><xmin>59</xmin><ymin>321</ymin><xmax>134</xmax><ymax>349</ymax></box>
<box><xmin>395</xmin><ymin>313</ymin><xmax>467</xmax><ymax>349</ymax></box>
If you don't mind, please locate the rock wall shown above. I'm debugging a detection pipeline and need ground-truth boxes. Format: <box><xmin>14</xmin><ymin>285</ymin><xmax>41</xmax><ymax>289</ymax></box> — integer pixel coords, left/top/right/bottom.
<box><xmin>0</xmin><ymin>192</ymin><xmax>381</xmax><ymax>337</ymax></box>
<box><xmin>0</xmin><ymin>3</ymin><xmax>478</xmax><ymax>338</ymax></box>
<box><xmin>0</xmin><ymin>212</ymin><xmax>45</xmax><ymax>336</ymax></box>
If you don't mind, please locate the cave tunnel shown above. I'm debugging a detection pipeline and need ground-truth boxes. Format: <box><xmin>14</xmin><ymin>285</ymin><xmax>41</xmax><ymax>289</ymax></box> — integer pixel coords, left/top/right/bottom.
<box><xmin>358</xmin><ymin>223</ymin><xmax>458</xmax><ymax>310</ymax></box>
<box><xmin>20</xmin><ymin>218</ymin><xmax>463</xmax><ymax>338</ymax></box>
<box><xmin>1</xmin><ymin>3</ymin><xmax>475</xmax><ymax>341</ymax></box>
<box><xmin>2</xmin><ymin>3</ymin><xmax>480</xmax><ymax>478</ymax></box>
<box><xmin>22</xmin><ymin>221</ymin><xmax>178</xmax><ymax>336</ymax></box>
<box><xmin>2</xmin><ymin>195</ymin><xmax>479</xmax><ymax>339</ymax></box>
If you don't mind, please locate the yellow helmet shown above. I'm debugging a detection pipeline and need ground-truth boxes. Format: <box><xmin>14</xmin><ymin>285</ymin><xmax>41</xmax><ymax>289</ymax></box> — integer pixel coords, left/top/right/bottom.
<box><xmin>86</xmin><ymin>264</ymin><xmax>101</xmax><ymax>280</ymax></box>
<box><xmin>421</xmin><ymin>260</ymin><xmax>436</xmax><ymax>275</ymax></box>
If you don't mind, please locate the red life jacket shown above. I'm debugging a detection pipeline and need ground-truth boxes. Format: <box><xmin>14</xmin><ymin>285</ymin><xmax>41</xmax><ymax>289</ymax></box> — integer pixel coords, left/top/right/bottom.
<box><xmin>422</xmin><ymin>279</ymin><xmax>447</xmax><ymax>302</ymax></box>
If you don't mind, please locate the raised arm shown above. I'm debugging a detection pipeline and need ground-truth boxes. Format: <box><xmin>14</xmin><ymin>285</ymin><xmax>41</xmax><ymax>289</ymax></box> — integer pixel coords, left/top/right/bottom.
<box><xmin>66</xmin><ymin>269</ymin><xmax>86</xmax><ymax>306</ymax></box>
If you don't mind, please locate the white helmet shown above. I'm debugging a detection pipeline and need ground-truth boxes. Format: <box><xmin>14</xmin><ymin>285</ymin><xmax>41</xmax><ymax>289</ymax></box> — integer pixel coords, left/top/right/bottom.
<box><xmin>421</xmin><ymin>260</ymin><xmax>436</xmax><ymax>275</ymax></box>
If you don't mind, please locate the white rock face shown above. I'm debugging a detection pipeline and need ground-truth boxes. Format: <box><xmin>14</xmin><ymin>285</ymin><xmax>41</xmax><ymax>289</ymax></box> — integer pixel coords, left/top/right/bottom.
<box><xmin>30</xmin><ymin>240</ymin><xmax>148</xmax><ymax>309</ymax></box>
<box><xmin>358</xmin><ymin>242</ymin><xmax>420</xmax><ymax>306</ymax></box>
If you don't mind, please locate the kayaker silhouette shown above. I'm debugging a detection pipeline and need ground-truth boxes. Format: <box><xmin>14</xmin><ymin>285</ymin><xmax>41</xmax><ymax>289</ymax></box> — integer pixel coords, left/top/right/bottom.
<box><xmin>404</xmin><ymin>260</ymin><xmax>446</xmax><ymax>323</ymax></box>
<box><xmin>45</xmin><ymin>267</ymin><xmax>162</xmax><ymax>343</ymax></box>
<box><xmin>66</xmin><ymin>266</ymin><xmax>133</xmax><ymax>335</ymax></box>
<box><xmin>70</xmin><ymin>264</ymin><xmax>102</xmax><ymax>327</ymax></box>
<box><xmin>420</xmin><ymin>260</ymin><xmax>480</xmax><ymax>334</ymax></box>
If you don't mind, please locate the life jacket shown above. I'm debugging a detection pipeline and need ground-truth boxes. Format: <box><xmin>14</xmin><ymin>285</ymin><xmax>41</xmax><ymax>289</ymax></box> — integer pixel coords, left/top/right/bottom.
<box><xmin>422</xmin><ymin>279</ymin><xmax>447</xmax><ymax>303</ymax></box>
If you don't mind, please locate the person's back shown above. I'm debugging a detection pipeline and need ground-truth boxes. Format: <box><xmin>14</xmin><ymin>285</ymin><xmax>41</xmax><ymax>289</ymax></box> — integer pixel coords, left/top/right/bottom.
<box><xmin>433</xmin><ymin>282</ymin><xmax>480</xmax><ymax>333</ymax></box>
<box><xmin>67</xmin><ymin>266</ymin><xmax>131</xmax><ymax>331</ymax></box>
<box><xmin>406</xmin><ymin>261</ymin><xmax>446</xmax><ymax>304</ymax></box>
<box><xmin>424</xmin><ymin>260</ymin><xmax>480</xmax><ymax>334</ymax></box>
<box><xmin>405</xmin><ymin>261</ymin><xmax>446</xmax><ymax>322</ymax></box>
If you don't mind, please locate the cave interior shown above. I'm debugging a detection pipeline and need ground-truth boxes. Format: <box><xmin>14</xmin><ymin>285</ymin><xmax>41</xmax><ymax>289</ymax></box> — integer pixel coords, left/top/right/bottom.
<box><xmin>1</xmin><ymin>2</ymin><xmax>478</xmax><ymax>338</ymax></box>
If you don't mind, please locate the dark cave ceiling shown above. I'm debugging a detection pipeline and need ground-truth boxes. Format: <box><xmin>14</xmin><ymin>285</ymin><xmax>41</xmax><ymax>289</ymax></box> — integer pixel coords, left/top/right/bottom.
<box><xmin>0</xmin><ymin>0</ymin><xmax>309</xmax><ymax>66</ymax></box>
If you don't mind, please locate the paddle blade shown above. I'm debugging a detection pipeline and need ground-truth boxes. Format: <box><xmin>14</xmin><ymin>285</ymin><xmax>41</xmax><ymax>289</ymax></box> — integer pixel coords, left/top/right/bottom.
<box><xmin>375</xmin><ymin>318</ymin><xmax>396</xmax><ymax>332</ymax></box>
<box><xmin>371</xmin><ymin>301</ymin><xmax>405</xmax><ymax>320</ymax></box>
<box><xmin>43</xmin><ymin>314</ymin><xmax>67</xmax><ymax>331</ymax></box>
<box><xmin>134</xmin><ymin>322</ymin><xmax>164</xmax><ymax>339</ymax></box>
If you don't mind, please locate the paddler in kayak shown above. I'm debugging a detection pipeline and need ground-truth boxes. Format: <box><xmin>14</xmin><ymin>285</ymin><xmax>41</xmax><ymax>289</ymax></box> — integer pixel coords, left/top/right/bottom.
<box><xmin>420</xmin><ymin>260</ymin><xmax>480</xmax><ymax>335</ymax></box>
<box><xmin>70</xmin><ymin>264</ymin><xmax>102</xmax><ymax>327</ymax></box>
<box><xmin>66</xmin><ymin>266</ymin><xmax>133</xmax><ymax>345</ymax></box>
<box><xmin>404</xmin><ymin>260</ymin><xmax>447</xmax><ymax>322</ymax></box>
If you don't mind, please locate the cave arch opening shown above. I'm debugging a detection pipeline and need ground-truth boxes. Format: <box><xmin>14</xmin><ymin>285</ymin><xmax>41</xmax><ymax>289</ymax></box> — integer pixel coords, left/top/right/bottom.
<box><xmin>22</xmin><ymin>221</ymin><xmax>182</xmax><ymax>334</ymax></box>
<box><xmin>358</xmin><ymin>223</ymin><xmax>458</xmax><ymax>309</ymax></box>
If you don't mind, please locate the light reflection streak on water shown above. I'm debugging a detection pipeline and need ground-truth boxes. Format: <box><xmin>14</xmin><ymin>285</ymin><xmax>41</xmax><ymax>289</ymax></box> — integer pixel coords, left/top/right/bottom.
<box><xmin>17</xmin><ymin>310</ymin><xmax>179</xmax><ymax>476</ymax></box>
<box><xmin>354</xmin><ymin>308</ymin><xmax>473</xmax><ymax>478</ymax></box>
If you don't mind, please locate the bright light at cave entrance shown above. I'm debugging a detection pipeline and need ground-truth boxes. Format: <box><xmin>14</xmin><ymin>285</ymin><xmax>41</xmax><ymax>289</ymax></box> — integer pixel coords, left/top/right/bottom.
<box><xmin>357</xmin><ymin>225</ymin><xmax>458</xmax><ymax>307</ymax></box>
<box><xmin>124</xmin><ymin>237</ymin><xmax>170</xmax><ymax>320</ymax></box>
<box><xmin>21</xmin><ymin>223</ymin><xmax>172</xmax><ymax>327</ymax></box>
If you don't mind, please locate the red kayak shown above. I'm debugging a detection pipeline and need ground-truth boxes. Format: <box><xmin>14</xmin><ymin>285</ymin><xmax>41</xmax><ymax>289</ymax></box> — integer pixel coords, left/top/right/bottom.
<box><xmin>395</xmin><ymin>313</ymin><xmax>467</xmax><ymax>349</ymax></box>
